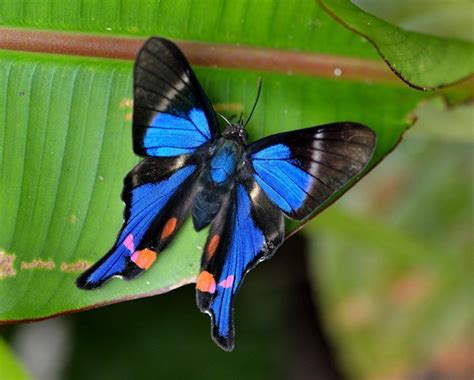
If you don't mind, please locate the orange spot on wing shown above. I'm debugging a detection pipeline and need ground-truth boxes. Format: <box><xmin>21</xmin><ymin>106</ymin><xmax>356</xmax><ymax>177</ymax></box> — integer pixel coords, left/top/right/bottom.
<box><xmin>207</xmin><ymin>235</ymin><xmax>220</xmax><ymax>259</ymax></box>
<box><xmin>196</xmin><ymin>271</ymin><xmax>216</xmax><ymax>293</ymax></box>
<box><xmin>161</xmin><ymin>217</ymin><xmax>178</xmax><ymax>240</ymax></box>
<box><xmin>131</xmin><ymin>249</ymin><xmax>157</xmax><ymax>270</ymax></box>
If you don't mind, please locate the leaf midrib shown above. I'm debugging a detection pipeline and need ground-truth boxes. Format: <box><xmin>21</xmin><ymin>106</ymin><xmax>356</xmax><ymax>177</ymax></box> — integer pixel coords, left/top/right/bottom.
<box><xmin>0</xmin><ymin>27</ymin><xmax>401</xmax><ymax>84</ymax></box>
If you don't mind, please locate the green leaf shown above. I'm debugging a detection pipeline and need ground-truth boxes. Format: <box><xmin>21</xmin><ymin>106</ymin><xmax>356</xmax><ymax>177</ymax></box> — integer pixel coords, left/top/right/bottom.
<box><xmin>353</xmin><ymin>0</ymin><xmax>474</xmax><ymax>42</ymax></box>
<box><xmin>0</xmin><ymin>340</ymin><xmax>31</xmax><ymax>380</ymax></box>
<box><xmin>319</xmin><ymin>0</ymin><xmax>474</xmax><ymax>89</ymax></box>
<box><xmin>0</xmin><ymin>0</ymin><xmax>469</xmax><ymax>322</ymax></box>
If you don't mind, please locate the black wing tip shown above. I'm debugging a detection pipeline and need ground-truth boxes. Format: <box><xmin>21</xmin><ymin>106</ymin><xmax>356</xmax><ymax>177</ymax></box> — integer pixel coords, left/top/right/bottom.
<box><xmin>323</xmin><ymin>121</ymin><xmax>376</xmax><ymax>138</ymax></box>
<box><xmin>342</xmin><ymin>121</ymin><xmax>377</xmax><ymax>144</ymax></box>
<box><xmin>140</xmin><ymin>37</ymin><xmax>185</xmax><ymax>61</ymax></box>
<box><xmin>196</xmin><ymin>291</ymin><xmax>236</xmax><ymax>352</ymax></box>
<box><xmin>212</xmin><ymin>333</ymin><xmax>235</xmax><ymax>352</ymax></box>
<box><xmin>196</xmin><ymin>290</ymin><xmax>211</xmax><ymax>312</ymax></box>
<box><xmin>211</xmin><ymin>322</ymin><xmax>235</xmax><ymax>352</ymax></box>
<box><xmin>144</xmin><ymin>36</ymin><xmax>173</xmax><ymax>47</ymax></box>
<box><xmin>324</xmin><ymin>121</ymin><xmax>377</xmax><ymax>157</ymax></box>
<box><xmin>75</xmin><ymin>274</ymin><xmax>101</xmax><ymax>290</ymax></box>
<box><xmin>75</xmin><ymin>260</ymin><xmax>143</xmax><ymax>290</ymax></box>
<box><xmin>330</xmin><ymin>120</ymin><xmax>371</xmax><ymax>130</ymax></box>
<box><xmin>138</xmin><ymin>37</ymin><xmax>170</xmax><ymax>55</ymax></box>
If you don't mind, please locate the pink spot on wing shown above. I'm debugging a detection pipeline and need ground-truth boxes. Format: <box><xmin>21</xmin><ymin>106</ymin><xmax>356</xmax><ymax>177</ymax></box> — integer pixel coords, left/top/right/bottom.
<box><xmin>218</xmin><ymin>275</ymin><xmax>235</xmax><ymax>289</ymax></box>
<box><xmin>123</xmin><ymin>234</ymin><xmax>135</xmax><ymax>253</ymax></box>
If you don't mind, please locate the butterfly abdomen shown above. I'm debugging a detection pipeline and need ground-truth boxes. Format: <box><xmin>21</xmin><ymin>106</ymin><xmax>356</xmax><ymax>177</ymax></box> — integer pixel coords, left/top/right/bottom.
<box><xmin>192</xmin><ymin>188</ymin><xmax>223</xmax><ymax>230</ymax></box>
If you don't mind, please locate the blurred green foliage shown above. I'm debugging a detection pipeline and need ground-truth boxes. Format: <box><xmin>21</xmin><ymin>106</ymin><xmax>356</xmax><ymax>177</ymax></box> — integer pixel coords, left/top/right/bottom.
<box><xmin>308</xmin><ymin>99</ymin><xmax>473</xmax><ymax>379</ymax></box>
<box><xmin>0</xmin><ymin>340</ymin><xmax>30</xmax><ymax>380</ymax></box>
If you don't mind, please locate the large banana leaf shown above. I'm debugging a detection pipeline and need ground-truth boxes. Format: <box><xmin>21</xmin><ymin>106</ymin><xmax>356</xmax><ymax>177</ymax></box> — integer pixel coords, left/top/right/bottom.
<box><xmin>0</xmin><ymin>0</ymin><xmax>472</xmax><ymax>321</ymax></box>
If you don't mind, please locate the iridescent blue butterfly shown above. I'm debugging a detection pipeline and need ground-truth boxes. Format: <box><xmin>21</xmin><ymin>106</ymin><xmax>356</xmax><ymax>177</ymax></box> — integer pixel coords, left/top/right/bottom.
<box><xmin>76</xmin><ymin>37</ymin><xmax>376</xmax><ymax>351</ymax></box>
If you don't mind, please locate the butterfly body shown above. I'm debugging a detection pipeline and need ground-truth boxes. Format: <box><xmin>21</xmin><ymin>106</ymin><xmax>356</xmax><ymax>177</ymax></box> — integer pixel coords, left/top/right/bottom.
<box><xmin>192</xmin><ymin>131</ymin><xmax>246</xmax><ymax>230</ymax></box>
<box><xmin>76</xmin><ymin>37</ymin><xmax>376</xmax><ymax>351</ymax></box>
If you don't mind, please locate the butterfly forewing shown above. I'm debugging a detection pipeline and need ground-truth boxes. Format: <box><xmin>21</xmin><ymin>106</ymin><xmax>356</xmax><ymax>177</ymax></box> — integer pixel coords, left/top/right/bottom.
<box><xmin>133</xmin><ymin>38</ymin><xmax>219</xmax><ymax>157</ymax></box>
<box><xmin>248</xmin><ymin>122</ymin><xmax>376</xmax><ymax>220</ymax></box>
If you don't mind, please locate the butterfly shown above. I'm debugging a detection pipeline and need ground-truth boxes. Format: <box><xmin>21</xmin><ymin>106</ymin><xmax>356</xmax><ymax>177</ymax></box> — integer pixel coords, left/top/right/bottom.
<box><xmin>76</xmin><ymin>37</ymin><xmax>376</xmax><ymax>351</ymax></box>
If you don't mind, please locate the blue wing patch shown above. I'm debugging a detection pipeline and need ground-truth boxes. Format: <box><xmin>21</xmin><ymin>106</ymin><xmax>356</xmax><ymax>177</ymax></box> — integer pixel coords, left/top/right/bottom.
<box><xmin>76</xmin><ymin>164</ymin><xmax>196</xmax><ymax>289</ymax></box>
<box><xmin>143</xmin><ymin>109</ymin><xmax>212</xmax><ymax>156</ymax></box>
<box><xmin>251</xmin><ymin>144</ymin><xmax>313</xmax><ymax>214</ymax></box>
<box><xmin>133</xmin><ymin>37</ymin><xmax>219</xmax><ymax>157</ymax></box>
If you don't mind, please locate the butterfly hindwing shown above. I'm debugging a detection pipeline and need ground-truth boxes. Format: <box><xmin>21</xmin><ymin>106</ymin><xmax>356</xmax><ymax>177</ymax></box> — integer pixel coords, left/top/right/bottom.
<box><xmin>133</xmin><ymin>37</ymin><xmax>219</xmax><ymax>157</ymax></box>
<box><xmin>248</xmin><ymin>122</ymin><xmax>376</xmax><ymax>220</ymax></box>
<box><xmin>76</xmin><ymin>156</ymin><xmax>200</xmax><ymax>289</ymax></box>
<box><xmin>196</xmin><ymin>179</ymin><xmax>284</xmax><ymax>351</ymax></box>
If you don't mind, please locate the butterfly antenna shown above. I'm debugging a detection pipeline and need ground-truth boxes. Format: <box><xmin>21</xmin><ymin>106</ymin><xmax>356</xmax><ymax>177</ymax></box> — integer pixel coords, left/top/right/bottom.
<box><xmin>244</xmin><ymin>78</ymin><xmax>262</xmax><ymax>128</ymax></box>
<box><xmin>217</xmin><ymin>113</ymin><xmax>233</xmax><ymax>126</ymax></box>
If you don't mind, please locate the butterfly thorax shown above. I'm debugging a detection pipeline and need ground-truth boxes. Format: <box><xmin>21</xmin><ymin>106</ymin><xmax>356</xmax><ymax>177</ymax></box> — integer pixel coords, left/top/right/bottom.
<box><xmin>192</xmin><ymin>135</ymin><xmax>246</xmax><ymax>231</ymax></box>
<box><xmin>209</xmin><ymin>138</ymin><xmax>244</xmax><ymax>184</ymax></box>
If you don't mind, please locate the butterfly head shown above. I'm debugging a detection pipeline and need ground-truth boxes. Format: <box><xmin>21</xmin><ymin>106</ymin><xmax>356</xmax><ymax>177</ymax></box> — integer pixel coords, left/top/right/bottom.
<box><xmin>222</xmin><ymin>122</ymin><xmax>249</xmax><ymax>144</ymax></box>
<box><xmin>218</xmin><ymin>78</ymin><xmax>262</xmax><ymax>145</ymax></box>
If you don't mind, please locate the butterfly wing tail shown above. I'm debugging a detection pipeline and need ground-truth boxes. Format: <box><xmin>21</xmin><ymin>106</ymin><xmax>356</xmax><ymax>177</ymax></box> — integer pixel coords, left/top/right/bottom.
<box><xmin>205</xmin><ymin>282</ymin><xmax>235</xmax><ymax>351</ymax></box>
<box><xmin>196</xmin><ymin>182</ymin><xmax>284</xmax><ymax>351</ymax></box>
<box><xmin>75</xmin><ymin>244</ymin><xmax>145</xmax><ymax>289</ymax></box>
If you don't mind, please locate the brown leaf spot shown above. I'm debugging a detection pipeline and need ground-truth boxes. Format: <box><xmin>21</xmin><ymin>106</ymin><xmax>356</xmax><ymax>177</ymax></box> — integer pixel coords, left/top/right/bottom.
<box><xmin>119</xmin><ymin>98</ymin><xmax>133</xmax><ymax>108</ymax></box>
<box><xmin>21</xmin><ymin>259</ymin><xmax>55</xmax><ymax>270</ymax></box>
<box><xmin>124</xmin><ymin>112</ymin><xmax>133</xmax><ymax>121</ymax></box>
<box><xmin>212</xmin><ymin>103</ymin><xmax>244</xmax><ymax>112</ymax></box>
<box><xmin>68</xmin><ymin>214</ymin><xmax>78</xmax><ymax>224</ymax></box>
<box><xmin>60</xmin><ymin>260</ymin><xmax>91</xmax><ymax>273</ymax></box>
<box><xmin>0</xmin><ymin>251</ymin><xmax>17</xmax><ymax>279</ymax></box>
